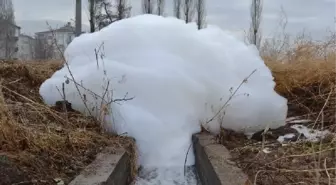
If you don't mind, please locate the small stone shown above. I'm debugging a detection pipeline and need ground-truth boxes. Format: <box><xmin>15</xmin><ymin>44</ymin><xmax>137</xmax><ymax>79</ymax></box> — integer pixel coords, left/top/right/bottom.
<box><xmin>226</xmin><ymin>159</ymin><xmax>236</xmax><ymax>165</ymax></box>
<box><xmin>262</xmin><ymin>148</ymin><xmax>271</xmax><ymax>154</ymax></box>
<box><xmin>54</xmin><ymin>178</ymin><xmax>64</xmax><ymax>185</ymax></box>
<box><xmin>292</xmin><ymin>159</ymin><xmax>299</xmax><ymax>163</ymax></box>
<box><xmin>55</xmin><ymin>127</ymin><xmax>63</xmax><ymax>132</ymax></box>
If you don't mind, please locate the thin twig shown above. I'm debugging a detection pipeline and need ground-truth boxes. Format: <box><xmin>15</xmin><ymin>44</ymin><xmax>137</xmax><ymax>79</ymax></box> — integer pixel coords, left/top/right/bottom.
<box><xmin>266</xmin><ymin>147</ymin><xmax>336</xmax><ymax>165</ymax></box>
<box><xmin>184</xmin><ymin>143</ymin><xmax>193</xmax><ymax>177</ymax></box>
<box><xmin>46</xmin><ymin>22</ymin><xmax>93</xmax><ymax>118</ymax></box>
<box><xmin>64</xmin><ymin>77</ymin><xmax>134</xmax><ymax>105</ymax></box>
<box><xmin>307</xmin><ymin>87</ymin><xmax>333</xmax><ymax>184</ymax></box>
<box><xmin>312</xmin><ymin>87</ymin><xmax>334</xmax><ymax>129</ymax></box>
<box><xmin>206</xmin><ymin>69</ymin><xmax>257</xmax><ymax>124</ymax></box>
<box><xmin>324</xmin><ymin>158</ymin><xmax>331</xmax><ymax>185</ymax></box>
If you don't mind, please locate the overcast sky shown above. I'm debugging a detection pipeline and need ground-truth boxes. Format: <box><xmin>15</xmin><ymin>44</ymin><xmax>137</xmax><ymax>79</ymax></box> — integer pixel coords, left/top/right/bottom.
<box><xmin>12</xmin><ymin>0</ymin><xmax>335</xmax><ymax>39</ymax></box>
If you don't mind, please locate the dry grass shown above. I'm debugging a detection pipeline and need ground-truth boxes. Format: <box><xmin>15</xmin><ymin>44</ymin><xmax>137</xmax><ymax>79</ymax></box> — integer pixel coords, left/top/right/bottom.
<box><xmin>219</xmin><ymin>38</ymin><xmax>336</xmax><ymax>185</ymax></box>
<box><xmin>267</xmin><ymin>59</ymin><xmax>335</xmax><ymax>128</ymax></box>
<box><xmin>0</xmin><ymin>61</ymin><xmax>135</xmax><ymax>185</ymax></box>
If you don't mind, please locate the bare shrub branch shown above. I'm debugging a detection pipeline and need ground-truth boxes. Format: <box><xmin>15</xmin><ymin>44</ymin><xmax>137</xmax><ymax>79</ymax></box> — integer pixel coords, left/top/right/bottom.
<box><xmin>260</xmin><ymin>6</ymin><xmax>290</xmax><ymax>62</ymax></box>
<box><xmin>45</xmin><ymin>22</ymin><xmax>133</xmax><ymax>132</ymax></box>
<box><xmin>205</xmin><ymin>69</ymin><xmax>257</xmax><ymax>130</ymax></box>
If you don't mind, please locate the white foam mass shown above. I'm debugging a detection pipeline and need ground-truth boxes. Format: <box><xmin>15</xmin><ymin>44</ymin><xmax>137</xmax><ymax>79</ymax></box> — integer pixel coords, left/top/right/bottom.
<box><xmin>39</xmin><ymin>15</ymin><xmax>288</xmax><ymax>170</ymax></box>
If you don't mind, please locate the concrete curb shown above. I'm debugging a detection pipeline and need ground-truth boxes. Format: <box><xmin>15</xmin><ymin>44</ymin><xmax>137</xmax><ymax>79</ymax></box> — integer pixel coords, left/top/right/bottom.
<box><xmin>69</xmin><ymin>146</ymin><xmax>133</xmax><ymax>185</ymax></box>
<box><xmin>192</xmin><ymin>133</ymin><xmax>249</xmax><ymax>185</ymax></box>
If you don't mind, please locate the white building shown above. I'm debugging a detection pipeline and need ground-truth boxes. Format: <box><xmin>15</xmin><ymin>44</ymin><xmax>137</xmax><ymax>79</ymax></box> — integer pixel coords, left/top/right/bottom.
<box><xmin>35</xmin><ymin>22</ymin><xmax>76</xmax><ymax>59</ymax></box>
<box><xmin>0</xmin><ymin>21</ymin><xmax>21</xmax><ymax>60</ymax></box>
<box><xmin>17</xmin><ymin>34</ymin><xmax>35</xmax><ymax>60</ymax></box>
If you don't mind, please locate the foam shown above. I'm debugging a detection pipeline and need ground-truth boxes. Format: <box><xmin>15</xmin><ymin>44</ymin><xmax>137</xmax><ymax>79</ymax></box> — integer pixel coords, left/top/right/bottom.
<box><xmin>39</xmin><ymin>15</ymin><xmax>288</xmax><ymax>173</ymax></box>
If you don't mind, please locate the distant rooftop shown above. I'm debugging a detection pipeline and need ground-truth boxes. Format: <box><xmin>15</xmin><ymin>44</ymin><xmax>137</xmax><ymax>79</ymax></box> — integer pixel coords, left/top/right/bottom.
<box><xmin>19</xmin><ymin>34</ymin><xmax>35</xmax><ymax>40</ymax></box>
<box><xmin>35</xmin><ymin>22</ymin><xmax>75</xmax><ymax>34</ymax></box>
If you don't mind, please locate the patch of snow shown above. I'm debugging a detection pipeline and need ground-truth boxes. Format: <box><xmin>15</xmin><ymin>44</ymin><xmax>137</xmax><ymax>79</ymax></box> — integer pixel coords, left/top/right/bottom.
<box><xmin>288</xmin><ymin>119</ymin><xmax>312</xmax><ymax>124</ymax></box>
<box><xmin>290</xmin><ymin>124</ymin><xmax>331</xmax><ymax>142</ymax></box>
<box><xmin>286</xmin><ymin>116</ymin><xmax>312</xmax><ymax>124</ymax></box>
<box><xmin>286</xmin><ymin>117</ymin><xmax>298</xmax><ymax>122</ymax></box>
<box><xmin>290</xmin><ymin>120</ymin><xmax>312</xmax><ymax>124</ymax></box>
<box><xmin>262</xmin><ymin>148</ymin><xmax>272</xmax><ymax>154</ymax></box>
<box><xmin>39</xmin><ymin>15</ymin><xmax>288</xmax><ymax>183</ymax></box>
<box><xmin>277</xmin><ymin>124</ymin><xmax>333</xmax><ymax>144</ymax></box>
<box><xmin>277</xmin><ymin>133</ymin><xmax>296</xmax><ymax>143</ymax></box>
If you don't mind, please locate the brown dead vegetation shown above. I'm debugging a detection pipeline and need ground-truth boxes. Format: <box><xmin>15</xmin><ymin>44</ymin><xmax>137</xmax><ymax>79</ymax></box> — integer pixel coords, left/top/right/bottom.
<box><xmin>0</xmin><ymin>61</ymin><xmax>134</xmax><ymax>185</ymax></box>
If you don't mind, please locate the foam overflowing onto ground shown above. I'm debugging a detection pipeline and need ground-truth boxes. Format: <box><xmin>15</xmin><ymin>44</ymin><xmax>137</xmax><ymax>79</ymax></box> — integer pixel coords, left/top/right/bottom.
<box><xmin>39</xmin><ymin>15</ymin><xmax>288</xmax><ymax>183</ymax></box>
<box><xmin>276</xmin><ymin>127</ymin><xmax>332</xmax><ymax>143</ymax></box>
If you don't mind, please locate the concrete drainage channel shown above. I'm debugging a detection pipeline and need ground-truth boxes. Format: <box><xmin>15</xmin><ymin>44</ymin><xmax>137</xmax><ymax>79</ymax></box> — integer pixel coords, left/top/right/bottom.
<box><xmin>69</xmin><ymin>133</ymin><xmax>248</xmax><ymax>185</ymax></box>
<box><xmin>69</xmin><ymin>145</ymin><xmax>134</xmax><ymax>185</ymax></box>
<box><xmin>192</xmin><ymin>134</ymin><xmax>248</xmax><ymax>185</ymax></box>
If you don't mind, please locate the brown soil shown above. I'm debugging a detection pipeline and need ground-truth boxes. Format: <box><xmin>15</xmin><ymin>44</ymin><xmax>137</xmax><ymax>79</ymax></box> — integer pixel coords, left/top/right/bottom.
<box><xmin>0</xmin><ymin>61</ymin><xmax>134</xmax><ymax>185</ymax></box>
<box><xmin>0</xmin><ymin>159</ymin><xmax>27</xmax><ymax>185</ymax></box>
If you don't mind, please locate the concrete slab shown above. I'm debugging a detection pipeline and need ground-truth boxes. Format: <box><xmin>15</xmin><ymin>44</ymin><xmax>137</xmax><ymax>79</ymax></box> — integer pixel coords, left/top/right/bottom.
<box><xmin>193</xmin><ymin>133</ymin><xmax>250</xmax><ymax>185</ymax></box>
<box><xmin>69</xmin><ymin>147</ymin><xmax>132</xmax><ymax>185</ymax></box>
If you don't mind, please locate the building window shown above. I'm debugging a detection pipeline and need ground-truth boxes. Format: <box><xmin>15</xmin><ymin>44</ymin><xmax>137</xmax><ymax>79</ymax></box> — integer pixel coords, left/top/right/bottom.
<box><xmin>15</xmin><ymin>28</ymin><xmax>20</xmax><ymax>37</ymax></box>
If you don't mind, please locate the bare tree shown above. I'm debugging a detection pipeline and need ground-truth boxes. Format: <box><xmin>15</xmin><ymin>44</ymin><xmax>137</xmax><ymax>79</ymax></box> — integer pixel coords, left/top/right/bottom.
<box><xmin>248</xmin><ymin>0</ymin><xmax>263</xmax><ymax>49</ymax></box>
<box><xmin>95</xmin><ymin>0</ymin><xmax>132</xmax><ymax>30</ymax></box>
<box><xmin>156</xmin><ymin>0</ymin><xmax>165</xmax><ymax>16</ymax></box>
<box><xmin>195</xmin><ymin>0</ymin><xmax>206</xmax><ymax>29</ymax></box>
<box><xmin>260</xmin><ymin>6</ymin><xmax>290</xmax><ymax>61</ymax></box>
<box><xmin>96</xmin><ymin>0</ymin><xmax>114</xmax><ymax>29</ymax></box>
<box><xmin>88</xmin><ymin>0</ymin><xmax>97</xmax><ymax>33</ymax></box>
<box><xmin>173</xmin><ymin>0</ymin><xmax>182</xmax><ymax>19</ymax></box>
<box><xmin>115</xmin><ymin>0</ymin><xmax>132</xmax><ymax>20</ymax></box>
<box><xmin>183</xmin><ymin>0</ymin><xmax>195</xmax><ymax>23</ymax></box>
<box><xmin>34</xmin><ymin>36</ymin><xmax>54</xmax><ymax>60</ymax></box>
<box><xmin>142</xmin><ymin>0</ymin><xmax>155</xmax><ymax>14</ymax></box>
<box><xmin>0</xmin><ymin>0</ymin><xmax>18</xmax><ymax>60</ymax></box>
